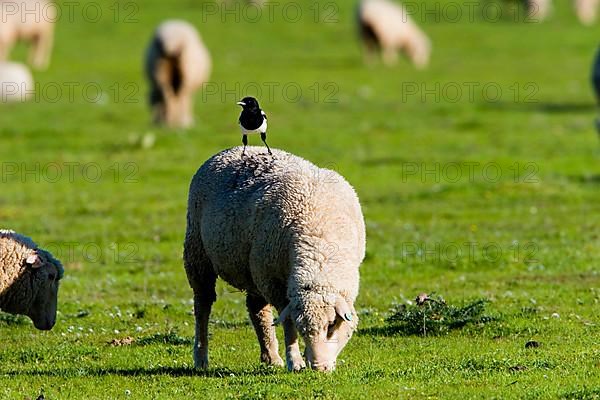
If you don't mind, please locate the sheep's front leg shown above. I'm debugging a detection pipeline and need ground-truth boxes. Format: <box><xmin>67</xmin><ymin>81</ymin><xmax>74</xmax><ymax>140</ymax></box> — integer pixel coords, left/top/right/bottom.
<box><xmin>382</xmin><ymin>46</ymin><xmax>398</xmax><ymax>66</ymax></box>
<box><xmin>282</xmin><ymin>319</ymin><xmax>306</xmax><ymax>372</ymax></box>
<box><xmin>30</xmin><ymin>31</ymin><xmax>53</xmax><ymax>70</ymax></box>
<box><xmin>178</xmin><ymin>92</ymin><xmax>194</xmax><ymax>128</ymax></box>
<box><xmin>246</xmin><ymin>294</ymin><xmax>284</xmax><ymax>367</ymax></box>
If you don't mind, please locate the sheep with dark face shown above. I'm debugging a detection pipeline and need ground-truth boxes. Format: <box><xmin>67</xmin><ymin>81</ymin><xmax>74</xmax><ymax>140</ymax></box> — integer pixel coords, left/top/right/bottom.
<box><xmin>184</xmin><ymin>147</ymin><xmax>365</xmax><ymax>372</ymax></box>
<box><xmin>145</xmin><ymin>20</ymin><xmax>212</xmax><ymax>128</ymax></box>
<box><xmin>357</xmin><ymin>0</ymin><xmax>431</xmax><ymax>68</ymax></box>
<box><xmin>0</xmin><ymin>230</ymin><xmax>63</xmax><ymax>330</ymax></box>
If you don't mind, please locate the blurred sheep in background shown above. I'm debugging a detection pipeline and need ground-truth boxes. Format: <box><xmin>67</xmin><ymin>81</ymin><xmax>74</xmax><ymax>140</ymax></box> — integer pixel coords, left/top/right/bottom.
<box><xmin>0</xmin><ymin>62</ymin><xmax>34</xmax><ymax>102</ymax></box>
<box><xmin>357</xmin><ymin>0</ymin><xmax>431</xmax><ymax>69</ymax></box>
<box><xmin>574</xmin><ymin>0</ymin><xmax>599</xmax><ymax>25</ymax></box>
<box><xmin>0</xmin><ymin>0</ymin><xmax>56</xmax><ymax>70</ymax></box>
<box><xmin>527</xmin><ymin>0</ymin><xmax>552</xmax><ymax>21</ymax></box>
<box><xmin>145</xmin><ymin>20</ymin><xmax>212</xmax><ymax>129</ymax></box>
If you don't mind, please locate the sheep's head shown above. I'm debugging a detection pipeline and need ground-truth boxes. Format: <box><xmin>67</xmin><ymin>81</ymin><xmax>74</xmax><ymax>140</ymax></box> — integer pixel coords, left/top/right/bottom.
<box><xmin>406</xmin><ymin>36</ymin><xmax>431</xmax><ymax>70</ymax></box>
<box><xmin>277</xmin><ymin>291</ymin><xmax>358</xmax><ymax>372</ymax></box>
<box><xmin>21</xmin><ymin>249</ymin><xmax>63</xmax><ymax>330</ymax></box>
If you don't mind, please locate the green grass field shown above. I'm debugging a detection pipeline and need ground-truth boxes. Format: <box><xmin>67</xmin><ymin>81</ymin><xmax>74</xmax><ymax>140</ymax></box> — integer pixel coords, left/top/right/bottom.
<box><xmin>1</xmin><ymin>0</ymin><xmax>599</xmax><ymax>398</ymax></box>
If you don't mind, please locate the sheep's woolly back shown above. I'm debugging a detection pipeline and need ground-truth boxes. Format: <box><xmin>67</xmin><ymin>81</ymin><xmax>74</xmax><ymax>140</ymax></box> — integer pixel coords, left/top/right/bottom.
<box><xmin>0</xmin><ymin>62</ymin><xmax>34</xmax><ymax>102</ymax></box>
<box><xmin>153</xmin><ymin>20</ymin><xmax>211</xmax><ymax>88</ymax></box>
<box><xmin>187</xmin><ymin>147</ymin><xmax>365</xmax><ymax>334</ymax></box>
<box><xmin>0</xmin><ymin>230</ymin><xmax>64</xmax><ymax>295</ymax></box>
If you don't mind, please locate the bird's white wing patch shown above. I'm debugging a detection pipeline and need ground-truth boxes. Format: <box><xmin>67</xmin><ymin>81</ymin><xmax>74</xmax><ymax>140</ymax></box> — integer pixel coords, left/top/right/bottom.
<box><xmin>239</xmin><ymin>118</ymin><xmax>267</xmax><ymax>135</ymax></box>
<box><xmin>258</xmin><ymin>118</ymin><xmax>267</xmax><ymax>133</ymax></box>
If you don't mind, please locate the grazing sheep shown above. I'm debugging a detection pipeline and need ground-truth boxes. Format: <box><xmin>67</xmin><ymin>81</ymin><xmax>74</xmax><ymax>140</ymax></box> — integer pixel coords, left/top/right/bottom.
<box><xmin>145</xmin><ymin>20</ymin><xmax>212</xmax><ymax>129</ymax></box>
<box><xmin>184</xmin><ymin>147</ymin><xmax>365</xmax><ymax>372</ymax></box>
<box><xmin>357</xmin><ymin>0</ymin><xmax>431</xmax><ymax>68</ymax></box>
<box><xmin>0</xmin><ymin>0</ymin><xmax>56</xmax><ymax>70</ymax></box>
<box><xmin>526</xmin><ymin>0</ymin><xmax>552</xmax><ymax>21</ymax></box>
<box><xmin>574</xmin><ymin>0</ymin><xmax>599</xmax><ymax>25</ymax></box>
<box><xmin>0</xmin><ymin>230</ymin><xmax>63</xmax><ymax>330</ymax></box>
<box><xmin>0</xmin><ymin>62</ymin><xmax>34</xmax><ymax>102</ymax></box>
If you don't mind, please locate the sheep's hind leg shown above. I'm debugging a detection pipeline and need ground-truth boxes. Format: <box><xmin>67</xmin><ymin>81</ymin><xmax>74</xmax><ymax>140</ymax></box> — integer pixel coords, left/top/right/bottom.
<box><xmin>192</xmin><ymin>280</ymin><xmax>216</xmax><ymax>369</ymax></box>
<box><xmin>282</xmin><ymin>318</ymin><xmax>306</xmax><ymax>371</ymax></box>
<box><xmin>246</xmin><ymin>294</ymin><xmax>284</xmax><ymax>367</ymax></box>
<box><xmin>184</xmin><ymin>237</ymin><xmax>217</xmax><ymax>369</ymax></box>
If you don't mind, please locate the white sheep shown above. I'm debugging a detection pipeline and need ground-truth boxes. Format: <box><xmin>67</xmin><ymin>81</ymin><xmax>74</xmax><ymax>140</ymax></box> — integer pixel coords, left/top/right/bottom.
<box><xmin>0</xmin><ymin>62</ymin><xmax>34</xmax><ymax>102</ymax></box>
<box><xmin>184</xmin><ymin>147</ymin><xmax>366</xmax><ymax>372</ymax></box>
<box><xmin>526</xmin><ymin>0</ymin><xmax>552</xmax><ymax>21</ymax></box>
<box><xmin>574</xmin><ymin>0</ymin><xmax>599</xmax><ymax>25</ymax></box>
<box><xmin>357</xmin><ymin>0</ymin><xmax>431</xmax><ymax>69</ymax></box>
<box><xmin>145</xmin><ymin>20</ymin><xmax>212</xmax><ymax>129</ymax></box>
<box><xmin>0</xmin><ymin>230</ymin><xmax>63</xmax><ymax>330</ymax></box>
<box><xmin>0</xmin><ymin>0</ymin><xmax>56</xmax><ymax>70</ymax></box>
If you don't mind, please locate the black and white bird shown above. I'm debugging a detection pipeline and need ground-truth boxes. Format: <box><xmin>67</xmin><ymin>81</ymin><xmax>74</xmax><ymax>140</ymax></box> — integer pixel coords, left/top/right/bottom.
<box><xmin>237</xmin><ymin>97</ymin><xmax>272</xmax><ymax>156</ymax></box>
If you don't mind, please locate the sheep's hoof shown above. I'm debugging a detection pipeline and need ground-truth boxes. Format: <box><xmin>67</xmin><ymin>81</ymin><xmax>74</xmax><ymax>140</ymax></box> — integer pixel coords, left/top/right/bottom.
<box><xmin>261</xmin><ymin>353</ymin><xmax>284</xmax><ymax>367</ymax></box>
<box><xmin>194</xmin><ymin>355</ymin><xmax>209</xmax><ymax>370</ymax></box>
<box><xmin>195</xmin><ymin>361</ymin><xmax>208</xmax><ymax>370</ymax></box>
<box><xmin>286</xmin><ymin>359</ymin><xmax>306</xmax><ymax>372</ymax></box>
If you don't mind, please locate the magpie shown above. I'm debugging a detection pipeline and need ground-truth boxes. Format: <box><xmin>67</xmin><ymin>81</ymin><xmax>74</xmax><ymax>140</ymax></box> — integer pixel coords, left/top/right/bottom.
<box><xmin>237</xmin><ymin>97</ymin><xmax>272</xmax><ymax>156</ymax></box>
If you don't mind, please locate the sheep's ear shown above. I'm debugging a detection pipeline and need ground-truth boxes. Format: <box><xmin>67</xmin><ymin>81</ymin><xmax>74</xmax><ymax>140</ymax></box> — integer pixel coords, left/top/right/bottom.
<box><xmin>335</xmin><ymin>297</ymin><xmax>353</xmax><ymax>322</ymax></box>
<box><xmin>273</xmin><ymin>305</ymin><xmax>291</xmax><ymax>326</ymax></box>
<box><xmin>26</xmin><ymin>253</ymin><xmax>42</xmax><ymax>268</ymax></box>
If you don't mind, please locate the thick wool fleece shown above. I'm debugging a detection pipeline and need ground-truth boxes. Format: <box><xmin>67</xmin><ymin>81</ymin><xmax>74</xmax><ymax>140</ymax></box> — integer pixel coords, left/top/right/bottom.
<box><xmin>0</xmin><ymin>230</ymin><xmax>63</xmax><ymax>314</ymax></box>
<box><xmin>185</xmin><ymin>147</ymin><xmax>365</xmax><ymax>333</ymax></box>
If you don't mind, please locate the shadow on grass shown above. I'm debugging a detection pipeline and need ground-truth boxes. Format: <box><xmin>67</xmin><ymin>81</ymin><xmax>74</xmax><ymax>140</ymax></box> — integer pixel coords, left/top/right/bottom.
<box><xmin>3</xmin><ymin>365</ymin><xmax>281</xmax><ymax>378</ymax></box>
<box><xmin>568</xmin><ymin>174</ymin><xmax>600</xmax><ymax>184</ymax></box>
<box><xmin>484</xmin><ymin>101</ymin><xmax>597</xmax><ymax>114</ymax></box>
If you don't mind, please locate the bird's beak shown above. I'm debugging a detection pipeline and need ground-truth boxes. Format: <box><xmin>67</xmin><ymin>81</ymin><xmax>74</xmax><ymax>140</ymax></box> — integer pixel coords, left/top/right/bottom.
<box><xmin>237</xmin><ymin>101</ymin><xmax>246</xmax><ymax>106</ymax></box>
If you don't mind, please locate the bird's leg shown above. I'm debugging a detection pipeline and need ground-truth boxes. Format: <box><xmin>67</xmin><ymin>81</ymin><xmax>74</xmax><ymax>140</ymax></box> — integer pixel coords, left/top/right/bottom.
<box><xmin>242</xmin><ymin>135</ymin><xmax>248</xmax><ymax>157</ymax></box>
<box><xmin>261</xmin><ymin>132</ymin><xmax>272</xmax><ymax>155</ymax></box>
